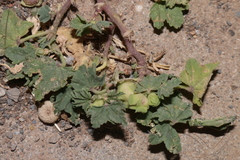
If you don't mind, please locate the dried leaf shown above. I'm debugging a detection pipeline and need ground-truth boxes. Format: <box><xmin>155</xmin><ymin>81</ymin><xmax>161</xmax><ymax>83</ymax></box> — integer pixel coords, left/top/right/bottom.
<box><xmin>9</xmin><ymin>62</ymin><xmax>24</xmax><ymax>74</ymax></box>
<box><xmin>26</xmin><ymin>16</ymin><xmax>40</xmax><ymax>35</ymax></box>
<box><xmin>56</xmin><ymin>27</ymin><xmax>90</xmax><ymax>69</ymax></box>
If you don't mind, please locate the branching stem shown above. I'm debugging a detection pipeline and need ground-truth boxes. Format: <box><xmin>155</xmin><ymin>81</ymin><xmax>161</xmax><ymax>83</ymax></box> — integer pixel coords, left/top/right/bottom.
<box><xmin>19</xmin><ymin>31</ymin><xmax>49</xmax><ymax>44</ymax></box>
<box><xmin>96</xmin><ymin>0</ymin><xmax>148</xmax><ymax>77</ymax></box>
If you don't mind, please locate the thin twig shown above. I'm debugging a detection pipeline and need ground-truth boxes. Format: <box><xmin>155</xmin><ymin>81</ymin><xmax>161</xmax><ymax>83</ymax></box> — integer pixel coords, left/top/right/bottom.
<box><xmin>97</xmin><ymin>25</ymin><xmax>115</xmax><ymax>71</ymax></box>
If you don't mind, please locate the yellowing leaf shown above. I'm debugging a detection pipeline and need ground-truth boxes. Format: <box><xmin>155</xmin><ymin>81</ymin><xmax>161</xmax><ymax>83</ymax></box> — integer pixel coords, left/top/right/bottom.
<box><xmin>180</xmin><ymin>58</ymin><xmax>219</xmax><ymax>106</ymax></box>
<box><xmin>56</xmin><ymin>27</ymin><xmax>89</xmax><ymax>69</ymax></box>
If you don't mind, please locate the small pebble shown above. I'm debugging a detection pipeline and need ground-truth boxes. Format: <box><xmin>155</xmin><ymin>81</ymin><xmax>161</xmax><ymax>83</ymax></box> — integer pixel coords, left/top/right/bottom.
<box><xmin>34</xmin><ymin>136</ymin><xmax>40</xmax><ymax>142</ymax></box>
<box><xmin>0</xmin><ymin>107</ymin><xmax>5</xmax><ymax>111</ymax></box>
<box><xmin>0</xmin><ymin>87</ymin><xmax>6</xmax><ymax>97</ymax></box>
<box><xmin>7</xmin><ymin>99</ymin><xmax>14</xmax><ymax>106</ymax></box>
<box><xmin>60</xmin><ymin>121</ymin><xmax>66</xmax><ymax>128</ymax></box>
<box><xmin>228</xmin><ymin>30</ymin><xmax>235</xmax><ymax>36</ymax></box>
<box><xmin>32</xmin><ymin>120</ymin><xmax>37</xmax><ymax>124</ymax></box>
<box><xmin>228</xmin><ymin>105</ymin><xmax>234</xmax><ymax>109</ymax></box>
<box><xmin>235</xmin><ymin>11</ymin><xmax>240</xmax><ymax>18</ymax></box>
<box><xmin>87</xmin><ymin>129</ymin><xmax>94</xmax><ymax>135</ymax></box>
<box><xmin>14</xmin><ymin>131</ymin><xmax>20</xmax><ymax>135</ymax></box>
<box><xmin>70</xmin><ymin>136</ymin><xmax>75</xmax><ymax>141</ymax></box>
<box><xmin>39</xmin><ymin>127</ymin><xmax>44</xmax><ymax>131</ymax></box>
<box><xmin>226</xmin><ymin>21</ymin><xmax>232</xmax><ymax>26</ymax></box>
<box><xmin>64</xmin><ymin>123</ymin><xmax>73</xmax><ymax>130</ymax></box>
<box><xmin>0</xmin><ymin>119</ymin><xmax>5</xmax><ymax>125</ymax></box>
<box><xmin>3</xmin><ymin>113</ymin><xmax>11</xmax><ymax>119</ymax></box>
<box><xmin>6</xmin><ymin>88</ymin><xmax>21</xmax><ymax>102</ymax></box>
<box><xmin>20</xmin><ymin>135</ymin><xmax>26</xmax><ymax>142</ymax></box>
<box><xmin>10</xmin><ymin>142</ymin><xmax>17</xmax><ymax>152</ymax></box>
<box><xmin>135</xmin><ymin>4</ymin><xmax>143</xmax><ymax>12</ymax></box>
<box><xmin>7</xmin><ymin>142</ymin><xmax>17</xmax><ymax>152</ymax></box>
<box><xmin>6</xmin><ymin>132</ymin><xmax>13</xmax><ymax>139</ymax></box>
<box><xmin>20</xmin><ymin>128</ymin><xmax>24</xmax><ymax>134</ymax></box>
<box><xmin>104</xmin><ymin>135</ymin><xmax>112</xmax><ymax>143</ymax></box>
<box><xmin>29</xmin><ymin>105</ymin><xmax>37</xmax><ymax>110</ymax></box>
<box><xmin>217</xmin><ymin>69</ymin><xmax>222</xmax><ymax>74</ymax></box>
<box><xmin>48</xmin><ymin>134</ymin><xmax>60</xmax><ymax>144</ymax></box>
<box><xmin>68</xmin><ymin>140</ymin><xmax>76</xmax><ymax>147</ymax></box>
<box><xmin>19</xmin><ymin>117</ymin><xmax>25</xmax><ymax>122</ymax></box>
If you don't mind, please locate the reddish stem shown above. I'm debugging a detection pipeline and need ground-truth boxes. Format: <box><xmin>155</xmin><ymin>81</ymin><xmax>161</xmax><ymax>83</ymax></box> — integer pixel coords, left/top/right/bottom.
<box><xmin>96</xmin><ymin>0</ymin><xmax>148</xmax><ymax>77</ymax></box>
<box><xmin>48</xmin><ymin>0</ymin><xmax>72</xmax><ymax>39</ymax></box>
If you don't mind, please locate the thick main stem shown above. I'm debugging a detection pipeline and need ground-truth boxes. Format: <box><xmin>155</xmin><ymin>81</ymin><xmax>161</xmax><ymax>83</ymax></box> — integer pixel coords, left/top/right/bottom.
<box><xmin>96</xmin><ymin>0</ymin><xmax>148</xmax><ymax>77</ymax></box>
<box><xmin>48</xmin><ymin>0</ymin><xmax>72</xmax><ymax>40</ymax></box>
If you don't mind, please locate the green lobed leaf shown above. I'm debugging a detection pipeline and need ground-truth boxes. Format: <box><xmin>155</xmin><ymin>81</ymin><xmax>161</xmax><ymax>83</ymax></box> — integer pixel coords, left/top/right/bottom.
<box><xmin>71</xmin><ymin>89</ymin><xmax>92</xmax><ymax>112</ymax></box>
<box><xmin>189</xmin><ymin>116</ymin><xmax>237</xmax><ymax>131</ymax></box>
<box><xmin>24</xmin><ymin>74</ymin><xmax>40</xmax><ymax>87</ymax></box>
<box><xmin>149</xmin><ymin>123</ymin><xmax>181</xmax><ymax>154</ymax></box>
<box><xmin>136</xmin><ymin>111</ymin><xmax>155</xmax><ymax>126</ymax></box>
<box><xmin>70</xmin><ymin>15</ymin><xmax>88</xmax><ymax>29</ymax></box>
<box><xmin>38</xmin><ymin>5</ymin><xmax>51</xmax><ymax>23</ymax></box>
<box><xmin>5</xmin><ymin>43</ymin><xmax>36</xmax><ymax>64</ymax></box>
<box><xmin>165</xmin><ymin>0</ymin><xmax>189</xmax><ymax>8</ymax></box>
<box><xmin>70</xmin><ymin>15</ymin><xmax>93</xmax><ymax>36</ymax></box>
<box><xmin>71</xmin><ymin>15</ymin><xmax>112</xmax><ymax>36</ymax></box>
<box><xmin>71</xmin><ymin>65</ymin><xmax>105</xmax><ymax>90</ymax></box>
<box><xmin>21</xmin><ymin>57</ymin><xmax>74</xmax><ymax>101</ymax></box>
<box><xmin>157</xmin><ymin>77</ymin><xmax>181</xmax><ymax>99</ymax></box>
<box><xmin>52</xmin><ymin>87</ymin><xmax>80</xmax><ymax>125</ymax></box>
<box><xmin>166</xmin><ymin>7</ymin><xmax>184</xmax><ymax>29</ymax></box>
<box><xmin>0</xmin><ymin>9</ymin><xmax>33</xmax><ymax>55</ymax></box>
<box><xmin>179</xmin><ymin>58</ymin><xmax>219</xmax><ymax>106</ymax></box>
<box><xmin>91</xmin><ymin>21</ymin><xmax>112</xmax><ymax>34</ymax></box>
<box><xmin>149</xmin><ymin>133</ymin><xmax>163</xmax><ymax>145</ymax></box>
<box><xmin>38</xmin><ymin>36</ymin><xmax>55</xmax><ymax>49</ymax></box>
<box><xmin>136</xmin><ymin>74</ymin><xmax>181</xmax><ymax>99</ymax></box>
<box><xmin>136</xmin><ymin>74</ymin><xmax>168</xmax><ymax>93</ymax></box>
<box><xmin>87</xmin><ymin>101</ymin><xmax>127</xmax><ymax>128</ymax></box>
<box><xmin>150</xmin><ymin>1</ymin><xmax>189</xmax><ymax>30</ymax></box>
<box><xmin>152</xmin><ymin>93</ymin><xmax>192</xmax><ymax>125</ymax></box>
<box><xmin>150</xmin><ymin>3</ymin><xmax>167</xmax><ymax>29</ymax></box>
<box><xmin>6</xmin><ymin>70</ymin><xmax>25</xmax><ymax>81</ymax></box>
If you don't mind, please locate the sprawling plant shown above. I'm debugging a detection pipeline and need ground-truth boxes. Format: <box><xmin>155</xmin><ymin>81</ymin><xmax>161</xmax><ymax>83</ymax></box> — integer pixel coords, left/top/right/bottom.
<box><xmin>0</xmin><ymin>0</ymin><xmax>236</xmax><ymax>154</ymax></box>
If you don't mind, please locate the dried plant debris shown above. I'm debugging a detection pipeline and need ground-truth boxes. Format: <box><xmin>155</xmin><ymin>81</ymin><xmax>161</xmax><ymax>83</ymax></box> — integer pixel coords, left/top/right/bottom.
<box><xmin>38</xmin><ymin>101</ymin><xmax>59</xmax><ymax>124</ymax></box>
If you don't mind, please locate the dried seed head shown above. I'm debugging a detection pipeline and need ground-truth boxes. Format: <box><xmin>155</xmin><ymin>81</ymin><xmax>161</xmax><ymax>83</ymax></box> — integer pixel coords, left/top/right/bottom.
<box><xmin>21</xmin><ymin>0</ymin><xmax>42</xmax><ymax>7</ymax></box>
<box><xmin>38</xmin><ymin>101</ymin><xmax>59</xmax><ymax>124</ymax></box>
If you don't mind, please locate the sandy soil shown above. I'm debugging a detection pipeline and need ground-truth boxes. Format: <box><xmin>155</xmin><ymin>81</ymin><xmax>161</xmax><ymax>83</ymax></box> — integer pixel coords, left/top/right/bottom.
<box><xmin>0</xmin><ymin>0</ymin><xmax>239</xmax><ymax>159</ymax></box>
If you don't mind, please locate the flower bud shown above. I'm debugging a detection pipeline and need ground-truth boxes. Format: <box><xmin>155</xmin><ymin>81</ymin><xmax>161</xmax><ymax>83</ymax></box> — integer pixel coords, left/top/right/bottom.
<box><xmin>91</xmin><ymin>99</ymin><xmax>104</xmax><ymax>107</ymax></box>
<box><xmin>128</xmin><ymin>94</ymin><xmax>149</xmax><ymax>113</ymax></box>
<box><xmin>117</xmin><ymin>80</ymin><xmax>136</xmax><ymax>102</ymax></box>
<box><xmin>148</xmin><ymin>92</ymin><xmax>160</xmax><ymax>107</ymax></box>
